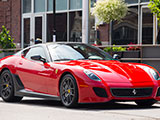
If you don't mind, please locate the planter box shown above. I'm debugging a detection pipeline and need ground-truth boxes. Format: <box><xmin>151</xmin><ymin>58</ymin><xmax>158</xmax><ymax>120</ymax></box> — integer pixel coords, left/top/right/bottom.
<box><xmin>122</xmin><ymin>51</ymin><xmax>140</xmax><ymax>58</ymax></box>
<box><xmin>121</xmin><ymin>51</ymin><xmax>140</xmax><ymax>63</ymax></box>
<box><xmin>0</xmin><ymin>52</ymin><xmax>14</xmax><ymax>59</ymax></box>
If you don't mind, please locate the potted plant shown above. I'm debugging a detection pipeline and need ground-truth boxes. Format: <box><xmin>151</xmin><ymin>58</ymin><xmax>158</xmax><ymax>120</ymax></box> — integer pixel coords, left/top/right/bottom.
<box><xmin>0</xmin><ymin>26</ymin><xmax>16</xmax><ymax>58</ymax></box>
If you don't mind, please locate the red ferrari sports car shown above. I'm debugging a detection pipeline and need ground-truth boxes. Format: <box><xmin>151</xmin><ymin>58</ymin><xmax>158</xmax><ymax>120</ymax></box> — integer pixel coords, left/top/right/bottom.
<box><xmin>0</xmin><ymin>43</ymin><xmax>160</xmax><ymax>107</ymax></box>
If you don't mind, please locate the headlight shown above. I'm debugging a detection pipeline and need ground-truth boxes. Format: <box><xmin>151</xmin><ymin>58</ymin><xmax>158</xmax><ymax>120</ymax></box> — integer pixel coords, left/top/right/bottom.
<box><xmin>84</xmin><ymin>70</ymin><xmax>101</xmax><ymax>81</ymax></box>
<box><xmin>136</xmin><ymin>65</ymin><xmax>160</xmax><ymax>80</ymax></box>
<box><xmin>149</xmin><ymin>69</ymin><xmax>160</xmax><ymax>80</ymax></box>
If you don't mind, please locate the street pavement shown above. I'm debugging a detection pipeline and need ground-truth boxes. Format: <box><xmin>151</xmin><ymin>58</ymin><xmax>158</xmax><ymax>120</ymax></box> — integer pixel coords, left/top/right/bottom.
<box><xmin>0</xmin><ymin>97</ymin><xmax>160</xmax><ymax>120</ymax></box>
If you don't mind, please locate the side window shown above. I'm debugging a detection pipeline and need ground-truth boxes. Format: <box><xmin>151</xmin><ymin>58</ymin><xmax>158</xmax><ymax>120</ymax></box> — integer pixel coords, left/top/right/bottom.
<box><xmin>24</xmin><ymin>47</ymin><xmax>46</xmax><ymax>61</ymax></box>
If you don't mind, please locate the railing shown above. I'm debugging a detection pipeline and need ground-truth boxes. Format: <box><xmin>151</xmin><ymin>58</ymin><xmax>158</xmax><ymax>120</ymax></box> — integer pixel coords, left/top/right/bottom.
<box><xmin>98</xmin><ymin>44</ymin><xmax>160</xmax><ymax>72</ymax></box>
<box><xmin>0</xmin><ymin>48</ymin><xmax>22</xmax><ymax>52</ymax></box>
<box><xmin>0</xmin><ymin>48</ymin><xmax>22</xmax><ymax>59</ymax></box>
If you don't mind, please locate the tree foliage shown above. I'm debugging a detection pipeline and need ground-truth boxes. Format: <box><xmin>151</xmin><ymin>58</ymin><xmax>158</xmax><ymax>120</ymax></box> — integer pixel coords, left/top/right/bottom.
<box><xmin>148</xmin><ymin>0</ymin><xmax>160</xmax><ymax>25</ymax></box>
<box><xmin>92</xmin><ymin>0</ymin><xmax>128</xmax><ymax>24</ymax></box>
<box><xmin>0</xmin><ymin>26</ymin><xmax>16</xmax><ymax>49</ymax></box>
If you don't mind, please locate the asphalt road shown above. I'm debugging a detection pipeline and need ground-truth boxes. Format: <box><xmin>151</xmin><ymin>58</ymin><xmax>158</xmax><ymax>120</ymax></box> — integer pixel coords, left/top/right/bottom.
<box><xmin>0</xmin><ymin>97</ymin><xmax>160</xmax><ymax>120</ymax></box>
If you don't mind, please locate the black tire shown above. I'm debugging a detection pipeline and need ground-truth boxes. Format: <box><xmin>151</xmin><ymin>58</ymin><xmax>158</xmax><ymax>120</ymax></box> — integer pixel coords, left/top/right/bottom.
<box><xmin>0</xmin><ymin>70</ymin><xmax>23</xmax><ymax>102</ymax></box>
<box><xmin>60</xmin><ymin>74</ymin><xmax>78</xmax><ymax>108</ymax></box>
<box><xmin>135</xmin><ymin>99</ymin><xmax>157</xmax><ymax>107</ymax></box>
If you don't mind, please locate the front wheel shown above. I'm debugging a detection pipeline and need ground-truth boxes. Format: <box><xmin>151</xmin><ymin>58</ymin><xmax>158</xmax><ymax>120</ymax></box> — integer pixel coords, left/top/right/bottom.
<box><xmin>0</xmin><ymin>70</ymin><xmax>23</xmax><ymax>102</ymax></box>
<box><xmin>135</xmin><ymin>99</ymin><xmax>157</xmax><ymax>107</ymax></box>
<box><xmin>60</xmin><ymin>74</ymin><xmax>78</xmax><ymax>108</ymax></box>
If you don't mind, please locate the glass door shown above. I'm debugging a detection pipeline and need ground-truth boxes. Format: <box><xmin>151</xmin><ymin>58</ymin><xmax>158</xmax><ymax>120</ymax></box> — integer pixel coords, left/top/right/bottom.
<box><xmin>34</xmin><ymin>14</ymin><xmax>45</xmax><ymax>44</ymax></box>
<box><xmin>22</xmin><ymin>14</ymin><xmax>45</xmax><ymax>48</ymax></box>
<box><xmin>23</xmin><ymin>17</ymin><xmax>31</xmax><ymax>48</ymax></box>
<box><xmin>35</xmin><ymin>16</ymin><xmax>43</xmax><ymax>44</ymax></box>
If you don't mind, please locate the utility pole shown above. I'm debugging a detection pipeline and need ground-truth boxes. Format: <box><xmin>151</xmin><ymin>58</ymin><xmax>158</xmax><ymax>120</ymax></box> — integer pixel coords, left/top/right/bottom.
<box><xmin>53</xmin><ymin>0</ymin><xmax>56</xmax><ymax>42</ymax></box>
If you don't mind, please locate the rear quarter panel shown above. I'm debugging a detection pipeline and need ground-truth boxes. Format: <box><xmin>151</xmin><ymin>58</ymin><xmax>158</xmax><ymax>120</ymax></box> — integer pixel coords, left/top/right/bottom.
<box><xmin>0</xmin><ymin>55</ymin><xmax>20</xmax><ymax>74</ymax></box>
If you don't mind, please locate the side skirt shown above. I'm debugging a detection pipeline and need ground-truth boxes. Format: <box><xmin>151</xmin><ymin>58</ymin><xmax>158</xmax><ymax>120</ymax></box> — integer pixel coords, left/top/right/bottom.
<box><xmin>12</xmin><ymin>74</ymin><xmax>60</xmax><ymax>101</ymax></box>
<box><xmin>17</xmin><ymin>89</ymin><xmax>60</xmax><ymax>100</ymax></box>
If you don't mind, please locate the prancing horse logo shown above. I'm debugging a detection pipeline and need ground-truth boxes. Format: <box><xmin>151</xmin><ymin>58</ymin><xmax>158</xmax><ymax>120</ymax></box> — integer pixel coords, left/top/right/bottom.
<box><xmin>132</xmin><ymin>89</ymin><xmax>137</xmax><ymax>95</ymax></box>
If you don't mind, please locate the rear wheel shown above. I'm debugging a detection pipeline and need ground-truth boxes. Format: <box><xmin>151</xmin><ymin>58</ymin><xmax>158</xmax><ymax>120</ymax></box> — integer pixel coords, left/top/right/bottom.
<box><xmin>135</xmin><ymin>99</ymin><xmax>157</xmax><ymax>107</ymax></box>
<box><xmin>60</xmin><ymin>74</ymin><xmax>78</xmax><ymax>108</ymax></box>
<box><xmin>0</xmin><ymin>70</ymin><xmax>23</xmax><ymax>102</ymax></box>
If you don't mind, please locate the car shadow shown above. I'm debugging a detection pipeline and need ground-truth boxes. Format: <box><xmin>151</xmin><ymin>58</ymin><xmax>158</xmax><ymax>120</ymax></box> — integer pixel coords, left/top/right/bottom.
<box><xmin>17</xmin><ymin>98</ymin><xmax>160</xmax><ymax>111</ymax></box>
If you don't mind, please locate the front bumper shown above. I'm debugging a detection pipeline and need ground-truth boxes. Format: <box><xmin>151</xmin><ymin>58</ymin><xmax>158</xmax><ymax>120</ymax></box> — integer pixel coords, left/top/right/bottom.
<box><xmin>78</xmin><ymin>81</ymin><xmax>160</xmax><ymax>103</ymax></box>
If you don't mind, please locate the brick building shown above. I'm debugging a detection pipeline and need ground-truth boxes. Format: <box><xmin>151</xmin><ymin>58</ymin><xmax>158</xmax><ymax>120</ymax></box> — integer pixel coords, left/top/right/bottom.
<box><xmin>0</xmin><ymin>0</ymin><xmax>21</xmax><ymax>47</ymax></box>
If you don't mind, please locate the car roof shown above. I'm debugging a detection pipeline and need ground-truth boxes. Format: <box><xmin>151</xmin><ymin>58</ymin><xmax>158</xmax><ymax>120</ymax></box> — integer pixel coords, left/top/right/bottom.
<box><xmin>27</xmin><ymin>42</ymin><xmax>85</xmax><ymax>48</ymax></box>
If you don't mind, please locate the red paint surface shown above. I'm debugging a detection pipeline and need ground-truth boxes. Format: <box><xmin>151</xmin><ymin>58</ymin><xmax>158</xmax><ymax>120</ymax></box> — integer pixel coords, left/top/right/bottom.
<box><xmin>0</xmin><ymin>55</ymin><xmax>160</xmax><ymax>103</ymax></box>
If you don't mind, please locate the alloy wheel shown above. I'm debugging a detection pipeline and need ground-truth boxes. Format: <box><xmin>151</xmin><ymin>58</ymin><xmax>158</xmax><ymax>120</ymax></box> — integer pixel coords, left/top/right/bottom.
<box><xmin>60</xmin><ymin>74</ymin><xmax>78</xmax><ymax>107</ymax></box>
<box><xmin>1</xmin><ymin>72</ymin><xmax>13</xmax><ymax>99</ymax></box>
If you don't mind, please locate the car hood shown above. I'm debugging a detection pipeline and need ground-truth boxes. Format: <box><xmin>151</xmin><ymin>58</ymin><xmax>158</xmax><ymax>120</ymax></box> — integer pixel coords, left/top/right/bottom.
<box><xmin>57</xmin><ymin>60</ymin><xmax>153</xmax><ymax>83</ymax></box>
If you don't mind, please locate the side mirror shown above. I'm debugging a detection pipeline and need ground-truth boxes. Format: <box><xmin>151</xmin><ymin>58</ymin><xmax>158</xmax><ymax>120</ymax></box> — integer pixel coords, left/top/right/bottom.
<box><xmin>113</xmin><ymin>54</ymin><xmax>121</xmax><ymax>60</ymax></box>
<box><xmin>31</xmin><ymin>55</ymin><xmax>47</xmax><ymax>63</ymax></box>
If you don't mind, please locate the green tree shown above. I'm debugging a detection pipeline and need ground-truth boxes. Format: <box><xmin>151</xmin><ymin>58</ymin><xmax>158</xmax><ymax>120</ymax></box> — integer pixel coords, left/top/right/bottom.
<box><xmin>92</xmin><ymin>0</ymin><xmax>128</xmax><ymax>24</ymax></box>
<box><xmin>148</xmin><ymin>0</ymin><xmax>160</xmax><ymax>43</ymax></box>
<box><xmin>0</xmin><ymin>26</ymin><xmax>16</xmax><ymax>49</ymax></box>
<box><xmin>148</xmin><ymin>0</ymin><xmax>160</xmax><ymax>25</ymax></box>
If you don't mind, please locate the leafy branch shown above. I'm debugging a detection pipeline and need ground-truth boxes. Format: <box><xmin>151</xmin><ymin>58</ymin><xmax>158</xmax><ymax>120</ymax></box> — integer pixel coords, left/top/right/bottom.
<box><xmin>148</xmin><ymin>0</ymin><xmax>160</xmax><ymax>26</ymax></box>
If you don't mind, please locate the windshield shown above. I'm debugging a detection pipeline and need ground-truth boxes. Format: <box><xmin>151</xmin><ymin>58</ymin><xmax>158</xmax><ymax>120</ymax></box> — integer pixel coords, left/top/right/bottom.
<box><xmin>48</xmin><ymin>43</ymin><xmax>113</xmax><ymax>61</ymax></box>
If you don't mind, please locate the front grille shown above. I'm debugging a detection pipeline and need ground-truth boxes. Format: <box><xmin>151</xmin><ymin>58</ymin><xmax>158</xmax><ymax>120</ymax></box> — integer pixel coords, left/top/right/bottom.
<box><xmin>93</xmin><ymin>87</ymin><xmax>108</xmax><ymax>98</ymax></box>
<box><xmin>110</xmin><ymin>88</ymin><xmax>153</xmax><ymax>97</ymax></box>
<box><xmin>156</xmin><ymin>88</ymin><xmax>160</xmax><ymax>97</ymax></box>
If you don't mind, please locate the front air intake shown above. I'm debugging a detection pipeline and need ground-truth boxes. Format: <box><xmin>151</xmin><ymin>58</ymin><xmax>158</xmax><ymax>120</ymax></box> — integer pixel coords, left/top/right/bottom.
<box><xmin>156</xmin><ymin>88</ymin><xmax>160</xmax><ymax>97</ymax></box>
<box><xmin>93</xmin><ymin>87</ymin><xmax>108</xmax><ymax>98</ymax></box>
<box><xmin>110</xmin><ymin>88</ymin><xmax>153</xmax><ymax>97</ymax></box>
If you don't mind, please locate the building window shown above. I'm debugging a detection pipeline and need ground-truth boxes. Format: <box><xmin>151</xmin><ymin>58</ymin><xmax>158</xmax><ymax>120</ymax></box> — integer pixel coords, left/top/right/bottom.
<box><xmin>112</xmin><ymin>6</ymin><xmax>138</xmax><ymax>45</ymax></box>
<box><xmin>47</xmin><ymin>13</ymin><xmax>67</xmax><ymax>42</ymax></box>
<box><xmin>125</xmin><ymin>0</ymin><xmax>138</xmax><ymax>4</ymax></box>
<box><xmin>142</xmin><ymin>8</ymin><xmax>153</xmax><ymax>44</ymax></box>
<box><xmin>91</xmin><ymin>0</ymin><xmax>96</xmax><ymax>7</ymax></box>
<box><xmin>23</xmin><ymin>18</ymin><xmax>30</xmax><ymax>48</ymax></box>
<box><xmin>157</xmin><ymin>26</ymin><xmax>160</xmax><ymax>44</ymax></box>
<box><xmin>34</xmin><ymin>0</ymin><xmax>45</xmax><ymax>13</ymax></box>
<box><xmin>141</xmin><ymin>0</ymin><xmax>149</xmax><ymax>2</ymax></box>
<box><xmin>35</xmin><ymin>17</ymin><xmax>42</xmax><ymax>40</ymax></box>
<box><xmin>89</xmin><ymin>15</ymin><xmax>96</xmax><ymax>44</ymax></box>
<box><xmin>70</xmin><ymin>0</ymin><xmax>82</xmax><ymax>10</ymax></box>
<box><xmin>69</xmin><ymin>11</ymin><xmax>82</xmax><ymax>42</ymax></box>
<box><xmin>47</xmin><ymin>0</ymin><xmax>53</xmax><ymax>11</ymax></box>
<box><xmin>56</xmin><ymin>0</ymin><xmax>67</xmax><ymax>10</ymax></box>
<box><xmin>48</xmin><ymin>0</ymin><xmax>67</xmax><ymax>11</ymax></box>
<box><xmin>23</xmin><ymin>0</ymin><xmax>31</xmax><ymax>13</ymax></box>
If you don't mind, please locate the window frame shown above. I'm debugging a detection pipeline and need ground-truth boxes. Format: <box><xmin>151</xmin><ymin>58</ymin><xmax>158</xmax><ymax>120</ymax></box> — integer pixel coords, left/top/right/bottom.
<box><xmin>21</xmin><ymin>45</ymin><xmax>51</xmax><ymax>63</ymax></box>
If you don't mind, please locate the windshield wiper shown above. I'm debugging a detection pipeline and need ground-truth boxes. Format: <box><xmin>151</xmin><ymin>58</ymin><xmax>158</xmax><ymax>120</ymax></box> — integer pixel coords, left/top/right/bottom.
<box><xmin>54</xmin><ymin>59</ymin><xmax>74</xmax><ymax>61</ymax></box>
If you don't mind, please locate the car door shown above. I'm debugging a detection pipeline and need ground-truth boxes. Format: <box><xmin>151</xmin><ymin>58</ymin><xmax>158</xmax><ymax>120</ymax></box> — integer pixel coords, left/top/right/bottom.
<box><xmin>16</xmin><ymin>46</ymin><xmax>53</xmax><ymax>93</ymax></box>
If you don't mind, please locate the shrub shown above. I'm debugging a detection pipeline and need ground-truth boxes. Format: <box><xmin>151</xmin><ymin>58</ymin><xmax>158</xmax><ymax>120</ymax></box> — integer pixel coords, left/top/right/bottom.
<box><xmin>0</xmin><ymin>26</ymin><xmax>16</xmax><ymax>49</ymax></box>
<box><xmin>104</xmin><ymin>45</ymin><xmax>126</xmax><ymax>52</ymax></box>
